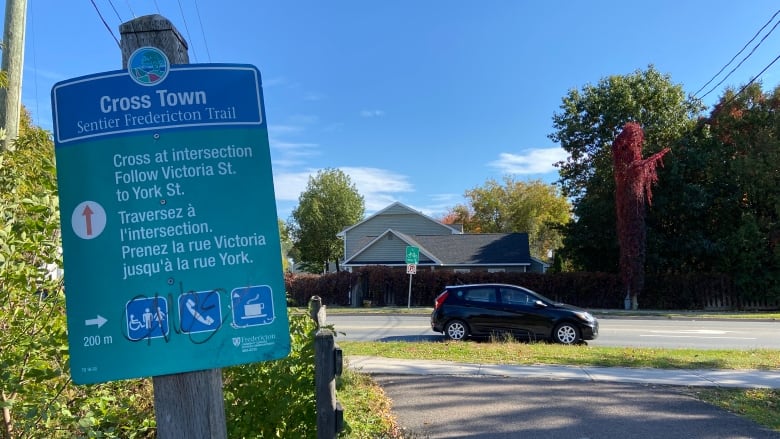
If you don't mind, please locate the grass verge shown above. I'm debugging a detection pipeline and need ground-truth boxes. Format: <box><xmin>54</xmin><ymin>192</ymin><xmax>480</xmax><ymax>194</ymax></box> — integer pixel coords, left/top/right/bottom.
<box><xmin>337</xmin><ymin>368</ymin><xmax>403</xmax><ymax>438</ymax></box>
<box><xmin>339</xmin><ymin>340</ymin><xmax>780</xmax><ymax>433</ymax></box>
<box><xmin>691</xmin><ymin>387</ymin><xmax>780</xmax><ymax>431</ymax></box>
<box><xmin>339</xmin><ymin>340</ymin><xmax>780</xmax><ymax>370</ymax></box>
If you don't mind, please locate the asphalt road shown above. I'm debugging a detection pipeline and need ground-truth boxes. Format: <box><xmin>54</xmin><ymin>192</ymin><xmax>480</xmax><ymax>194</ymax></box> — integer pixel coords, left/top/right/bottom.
<box><xmin>332</xmin><ymin>313</ymin><xmax>780</xmax><ymax>437</ymax></box>
<box><xmin>328</xmin><ymin>314</ymin><xmax>780</xmax><ymax>349</ymax></box>
<box><xmin>373</xmin><ymin>374</ymin><xmax>780</xmax><ymax>439</ymax></box>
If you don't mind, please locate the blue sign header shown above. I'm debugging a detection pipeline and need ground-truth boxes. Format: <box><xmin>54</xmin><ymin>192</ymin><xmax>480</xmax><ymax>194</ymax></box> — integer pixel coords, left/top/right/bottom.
<box><xmin>52</xmin><ymin>64</ymin><xmax>264</xmax><ymax>144</ymax></box>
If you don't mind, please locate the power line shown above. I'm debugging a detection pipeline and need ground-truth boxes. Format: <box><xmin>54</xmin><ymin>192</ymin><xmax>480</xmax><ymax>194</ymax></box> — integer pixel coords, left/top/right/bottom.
<box><xmin>89</xmin><ymin>0</ymin><xmax>120</xmax><ymax>47</ymax></box>
<box><xmin>194</xmin><ymin>0</ymin><xmax>212</xmax><ymax>62</ymax></box>
<box><xmin>695</xmin><ymin>9</ymin><xmax>780</xmax><ymax>99</ymax></box>
<box><xmin>176</xmin><ymin>0</ymin><xmax>197</xmax><ymax>62</ymax></box>
<box><xmin>124</xmin><ymin>0</ymin><xmax>135</xmax><ymax>18</ymax></box>
<box><xmin>698</xmin><ymin>18</ymin><xmax>780</xmax><ymax>100</ymax></box>
<box><xmin>107</xmin><ymin>0</ymin><xmax>122</xmax><ymax>22</ymax></box>
<box><xmin>717</xmin><ymin>53</ymin><xmax>780</xmax><ymax>110</ymax></box>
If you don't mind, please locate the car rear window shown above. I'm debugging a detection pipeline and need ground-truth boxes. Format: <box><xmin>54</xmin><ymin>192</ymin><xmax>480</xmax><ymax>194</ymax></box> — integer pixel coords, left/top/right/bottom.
<box><xmin>456</xmin><ymin>287</ymin><xmax>497</xmax><ymax>304</ymax></box>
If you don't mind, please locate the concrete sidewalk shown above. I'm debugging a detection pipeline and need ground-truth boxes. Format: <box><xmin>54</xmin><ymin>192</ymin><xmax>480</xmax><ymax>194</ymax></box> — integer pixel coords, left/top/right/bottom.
<box><xmin>348</xmin><ymin>355</ymin><xmax>780</xmax><ymax>388</ymax></box>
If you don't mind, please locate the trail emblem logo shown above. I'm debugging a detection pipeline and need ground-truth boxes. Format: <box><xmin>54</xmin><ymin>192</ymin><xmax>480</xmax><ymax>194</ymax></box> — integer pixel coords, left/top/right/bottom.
<box><xmin>127</xmin><ymin>47</ymin><xmax>170</xmax><ymax>86</ymax></box>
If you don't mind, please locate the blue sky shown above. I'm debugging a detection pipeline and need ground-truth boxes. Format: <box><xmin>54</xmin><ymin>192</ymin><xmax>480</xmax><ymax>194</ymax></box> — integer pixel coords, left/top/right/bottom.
<box><xmin>8</xmin><ymin>1</ymin><xmax>780</xmax><ymax>219</ymax></box>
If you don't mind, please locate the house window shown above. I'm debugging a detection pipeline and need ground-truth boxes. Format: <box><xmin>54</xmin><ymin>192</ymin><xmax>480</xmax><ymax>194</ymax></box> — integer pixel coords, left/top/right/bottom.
<box><xmin>488</xmin><ymin>268</ymin><xmax>505</xmax><ymax>273</ymax></box>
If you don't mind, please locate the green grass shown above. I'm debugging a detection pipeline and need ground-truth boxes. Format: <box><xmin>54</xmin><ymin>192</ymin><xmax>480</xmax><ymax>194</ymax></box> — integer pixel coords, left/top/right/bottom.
<box><xmin>340</xmin><ymin>340</ymin><xmax>780</xmax><ymax>370</ymax></box>
<box><xmin>339</xmin><ymin>340</ymin><xmax>780</xmax><ymax>434</ymax></box>
<box><xmin>337</xmin><ymin>368</ymin><xmax>403</xmax><ymax>438</ymax></box>
<box><xmin>690</xmin><ymin>387</ymin><xmax>780</xmax><ymax>431</ymax></box>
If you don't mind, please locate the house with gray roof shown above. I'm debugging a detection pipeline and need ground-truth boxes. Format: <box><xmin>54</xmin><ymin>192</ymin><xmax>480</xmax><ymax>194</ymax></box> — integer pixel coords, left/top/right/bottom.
<box><xmin>338</xmin><ymin>202</ymin><xmax>548</xmax><ymax>273</ymax></box>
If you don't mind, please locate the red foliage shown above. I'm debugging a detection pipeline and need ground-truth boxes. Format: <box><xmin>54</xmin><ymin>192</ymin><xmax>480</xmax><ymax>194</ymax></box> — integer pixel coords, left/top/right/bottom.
<box><xmin>612</xmin><ymin>122</ymin><xmax>670</xmax><ymax>302</ymax></box>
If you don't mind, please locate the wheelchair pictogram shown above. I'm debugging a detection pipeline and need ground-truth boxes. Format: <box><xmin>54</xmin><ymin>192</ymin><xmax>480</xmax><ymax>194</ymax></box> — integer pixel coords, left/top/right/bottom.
<box><xmin>126</xmin><ymin>297</ymin><xmax>169</xmax><ymax>341</ymax></box>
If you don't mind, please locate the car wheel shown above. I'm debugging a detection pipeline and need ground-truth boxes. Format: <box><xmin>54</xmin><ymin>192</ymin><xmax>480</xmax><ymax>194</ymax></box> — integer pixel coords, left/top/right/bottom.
<box><xmin>553</xmin><ymin>322</ymin><xmax>580</xmax><ymax>345</ymax></box>
<box><xmin>445</xmin><ymin>320</ymin><xmax>469</xmax><ymax>341</ymax></box>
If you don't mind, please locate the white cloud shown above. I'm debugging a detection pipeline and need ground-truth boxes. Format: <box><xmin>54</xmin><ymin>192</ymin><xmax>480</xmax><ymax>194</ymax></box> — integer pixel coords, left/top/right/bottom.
<box><xmin>272</xmin><ymin>166</ymin><xmax>415</xmax><ymax>214</ymax></box>
<box><xmin>489</xmin><ymin>147</ymin><xmax>568</xmax><ymax>174</ymax></box>
<box><xmin>360</xmin><ymin>109</ymin><xmax>385</xmax><ymax>118</ymax></box>
<box><xmin>268</xmin><ymin>124</ymin><xmax>304</xmax><ymax>136</ymax></box>
<box><xmin>262</xmin><ymin>77</ymin><xmax>289</xmax><ymax>88</ymax></box>
<box><xmin>342</xmin><ymin>166</ymin><xmax>414</xmax><ymax>212</ymax></box>
<box><xmin>273</xmin><ymin>171</ymin><xmax>313</xmax><ymax>201</ymax></box>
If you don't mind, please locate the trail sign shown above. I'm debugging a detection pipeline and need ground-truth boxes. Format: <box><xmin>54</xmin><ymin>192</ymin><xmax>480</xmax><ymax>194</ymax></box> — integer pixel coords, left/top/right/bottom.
<box><xmin>405</xmin><ymin>246</ymin><xmax>420</xmax><ymax>264</ymax></box>
<box><xmin>52</xmin><ymin>47</ymin><xmax>290</xmax><ymax>384</ymax></box>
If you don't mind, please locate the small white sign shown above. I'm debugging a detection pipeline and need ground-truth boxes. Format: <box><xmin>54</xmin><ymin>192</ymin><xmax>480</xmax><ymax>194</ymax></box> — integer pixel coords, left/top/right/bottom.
<box><xmin>406</xmin><ymin>264</ymin><xmax>417</xmax><ymax>275</ymax></box>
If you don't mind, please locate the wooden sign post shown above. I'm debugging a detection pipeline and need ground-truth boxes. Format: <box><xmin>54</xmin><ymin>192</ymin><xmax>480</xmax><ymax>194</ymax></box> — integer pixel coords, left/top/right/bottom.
<box><xmin>118</xmin><ymin>15</ymin><xmax>227</xmax><ymax>439</ymax></box>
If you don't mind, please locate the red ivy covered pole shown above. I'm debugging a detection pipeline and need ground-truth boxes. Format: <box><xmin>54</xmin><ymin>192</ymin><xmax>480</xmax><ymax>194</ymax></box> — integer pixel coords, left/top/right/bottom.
<box><xmin>612</xmin><ymin>122</ymin><xmax>670</xmax><ymax>309</ymax></box>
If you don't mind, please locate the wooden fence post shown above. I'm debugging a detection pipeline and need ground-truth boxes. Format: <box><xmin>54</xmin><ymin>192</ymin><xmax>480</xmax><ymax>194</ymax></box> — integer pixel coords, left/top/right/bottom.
<box><xmin>119</xmin><ymin>15</ymin><xmax>226</xmax><ymax>439</ymax></box>
<box><xmin>311</xmin><ymin>296</ymin><xmax>344</xmax><ymax>439</ymax></box>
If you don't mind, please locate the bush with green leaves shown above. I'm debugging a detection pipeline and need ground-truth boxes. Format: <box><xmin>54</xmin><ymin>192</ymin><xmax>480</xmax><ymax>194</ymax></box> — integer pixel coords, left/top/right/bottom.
<box><xmin>1</xmin><ymin>119</ymin><xmax>155</xmax><ymax>438</ymax></box>
<box><xmin>223</xmin><ymin>311</ymin><xmax>317</xmax><ymax>438</ymax></box>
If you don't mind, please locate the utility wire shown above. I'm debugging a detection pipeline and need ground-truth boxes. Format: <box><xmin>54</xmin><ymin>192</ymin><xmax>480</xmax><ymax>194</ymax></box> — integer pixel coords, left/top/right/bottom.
<box><xmin>695</xmin><ymin>9</ymin><xmax>780</xmax><ymax>99</ymax></box>
<box><xmin>107</xmin><ymin>0</ymin><xmax>122</xmax><ymax>22</ymax></box>
<box><xmin>194</xmin><ymin>0</ymin><xmax>212</xmax><ymax>62</ymax></box>
<box><xmin>124</xmin><ymin>0</ymin><xmax>135</xmax><ymax>18</ymax></box>
<box><xmin>717</xmin><ymin>53</ymin><xmax>780</xmax><ymax>110</ymax></box>
<box><xmin>89</xmin><ymin>0</ymin><xmax>120</xmax><ymax>47</ymax></box>
<box><xmin>176</xmin><ymin>0</ymin><xmax>197</xmax><ymax>62</ymax></box>
<box><xmin>699</xmin><ymin>19</ymin><xmax>780</xmax><ymax>100</ymax></box>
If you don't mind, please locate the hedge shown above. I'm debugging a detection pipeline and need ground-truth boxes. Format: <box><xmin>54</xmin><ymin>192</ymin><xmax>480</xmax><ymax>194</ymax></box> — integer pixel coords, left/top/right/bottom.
<box><xmin>284</xmin><ymin>267</ymin><xmax>758</xmax><ymax>310</ymax></box>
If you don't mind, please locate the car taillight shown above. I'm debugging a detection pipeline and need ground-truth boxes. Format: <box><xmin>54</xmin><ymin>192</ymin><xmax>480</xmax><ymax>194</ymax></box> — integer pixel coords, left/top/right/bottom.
<box><xmin>434</xmin><ymin>291</ymin><xmax>449</xmax><ymax>310</ymax></box>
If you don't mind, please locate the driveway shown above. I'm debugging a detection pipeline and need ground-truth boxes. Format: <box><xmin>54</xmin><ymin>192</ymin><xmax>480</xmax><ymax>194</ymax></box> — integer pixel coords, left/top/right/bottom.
<box><xmin>373</xmin><ymin>375</ymin><xmax>780</xmax><ymax>439</ymax></box>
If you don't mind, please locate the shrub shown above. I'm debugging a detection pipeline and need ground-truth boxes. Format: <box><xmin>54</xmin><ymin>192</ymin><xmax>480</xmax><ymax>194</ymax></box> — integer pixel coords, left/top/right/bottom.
<box><xmin>223</xmin><ymin>311</ymin><xmax>317</xmax><ymax>438</ymax></box>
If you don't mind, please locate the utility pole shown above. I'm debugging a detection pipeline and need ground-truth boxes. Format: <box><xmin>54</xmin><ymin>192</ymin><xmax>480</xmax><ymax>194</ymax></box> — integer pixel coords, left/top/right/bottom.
<box><xmin>119</xmin><ymin>15</ymin><xmax>227</xmax><ymax>439</ymax></box>
<box><xmin>0</xmin><ymin>0</ymin><xmax>27</xmax><ymax>151</ymax></box>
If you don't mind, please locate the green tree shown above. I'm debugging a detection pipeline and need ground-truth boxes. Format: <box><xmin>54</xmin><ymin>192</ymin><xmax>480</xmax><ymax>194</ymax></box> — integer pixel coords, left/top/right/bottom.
<box><xmin>278</xmin><ymin>218</ymin><xmax>293</xmax><ymax>272</ymax></box>
<box><xmin>674</xmin><ymin>83</ymin><xmax>780</xmax><ymax>300</ymax></box>
<box><xmin>289</xmin><ymin>169</ymin><xmax>365</xmax><ymax>273</ymax></box>
<box><xmin>549</xmin><ymin>65</ymin><xmax>703</xmax><ymax>271</ymax></box>
<box><xmin>448</xmin><ymin>177</ymin><xmax>571</xmax><ymax>260</ymax></box>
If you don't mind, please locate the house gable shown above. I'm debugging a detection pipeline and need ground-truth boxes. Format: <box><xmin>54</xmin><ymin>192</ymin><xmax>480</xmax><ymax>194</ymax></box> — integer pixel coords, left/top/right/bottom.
<box><xmin>340</xmin><ymin>202</ymin><xmax>459</xmax><ymax>260</ymax></box>
<box><xmin>344</xmin><ymin>229</ymin><xmax>441</xmax><ymax>266</ymax></box>
<box><xmin>339</xmin><ymin>202</ymin><xmax>537</xmax><ymax>272</ymax></box>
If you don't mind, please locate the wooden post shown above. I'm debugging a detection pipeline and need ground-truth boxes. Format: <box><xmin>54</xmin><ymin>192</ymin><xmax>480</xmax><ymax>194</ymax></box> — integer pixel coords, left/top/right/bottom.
<box><xmin>119</xmin><ymin>14</ymin><xmax>189</xmax><ymax>68</ymax></box>
<box><xmin>0</xmin><ymin>0</ymin><xmax>27</xmax><ymax>151</ymax></box>
<box><xmin>311</xmin><ymin>297</ymin><xmax>343</xmax><ymax>439</ymax></box>
<box><xmin>119</xmin><ymin>15</ymin><xmax>226</xmax><ymax>439</ymax></box>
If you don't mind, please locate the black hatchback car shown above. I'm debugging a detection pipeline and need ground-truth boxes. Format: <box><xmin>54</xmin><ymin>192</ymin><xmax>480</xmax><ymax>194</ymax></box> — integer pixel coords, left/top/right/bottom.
<box><xmin>430</xmin><ymin>283</ymin><xmax>598</xmax><ymax>344</ymax></box>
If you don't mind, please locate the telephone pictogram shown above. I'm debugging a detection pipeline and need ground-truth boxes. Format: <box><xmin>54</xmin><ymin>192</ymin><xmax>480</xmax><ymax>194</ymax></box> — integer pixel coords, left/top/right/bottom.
<box><xmin>186</xmin><ymin>298</ymin><xmax>215</xmax><ymax>326</ymax></box>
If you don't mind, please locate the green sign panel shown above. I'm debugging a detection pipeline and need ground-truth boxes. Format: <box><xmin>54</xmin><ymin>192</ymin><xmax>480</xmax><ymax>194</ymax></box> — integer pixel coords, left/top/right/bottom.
<box><xmin>52</xmin><ymin>49</ymin><xmax>289</xmax><ymax>384</ymax></box>
<box><xmin>405</xmin><ymin>246</ymin><xmax>420</xmax><ymax>264</ymax></box>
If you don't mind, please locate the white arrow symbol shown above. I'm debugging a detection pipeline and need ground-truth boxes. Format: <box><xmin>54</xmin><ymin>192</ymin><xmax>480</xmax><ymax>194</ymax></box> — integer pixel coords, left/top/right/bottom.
<box><xmin>85</xmin><ymin>315</ymin><xmax>107</xmax><ymax>328</ymax></box>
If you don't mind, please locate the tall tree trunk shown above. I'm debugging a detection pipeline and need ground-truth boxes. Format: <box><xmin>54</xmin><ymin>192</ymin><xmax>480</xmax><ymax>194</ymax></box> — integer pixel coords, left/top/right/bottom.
<box><xmin>2</xmin><ymin>390</ymin><xmax>12</xmax><ymax>439</ymax></box>
<box><xmin>612</xmin><ymin>123</ymin><xmax>669</xmax><ymax>310</ymax></box>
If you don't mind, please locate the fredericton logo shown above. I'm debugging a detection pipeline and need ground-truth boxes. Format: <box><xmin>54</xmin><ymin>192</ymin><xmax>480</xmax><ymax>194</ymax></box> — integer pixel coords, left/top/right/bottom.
<box><xmin>127</xmin><ymin>47</ymin><xmax>170</xmax><ymax>86</ymax></box>
<box><xmin>232</xmin><ymin>337</ymin><xmax>242</xmax><ymax>347</ymax></box>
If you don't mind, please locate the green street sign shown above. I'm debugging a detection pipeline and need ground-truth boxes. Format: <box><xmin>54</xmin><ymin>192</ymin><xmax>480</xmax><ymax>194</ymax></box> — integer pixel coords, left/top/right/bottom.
<box><xmin>405</xmin><ymin>246</ymin><xmax>420</xmax><ymax>264</ymax></box>
<box><xmin>52</xmin><ymin>52</ymin><xmax>290</xmax><ymax>384</ymax></box>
